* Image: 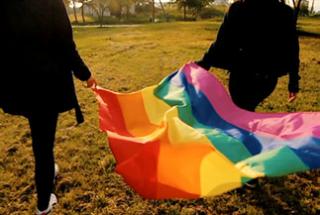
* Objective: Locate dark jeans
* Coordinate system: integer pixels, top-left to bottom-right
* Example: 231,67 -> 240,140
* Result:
229,72 -> 278,111
27,112 -> 58,210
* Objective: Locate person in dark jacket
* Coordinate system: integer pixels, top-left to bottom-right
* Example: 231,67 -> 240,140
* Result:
1,0 -> 96,213
196,0 -> 300,111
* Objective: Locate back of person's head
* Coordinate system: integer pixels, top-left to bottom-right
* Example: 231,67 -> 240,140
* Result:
238,0 -> 284,10
241,0 -> 281,4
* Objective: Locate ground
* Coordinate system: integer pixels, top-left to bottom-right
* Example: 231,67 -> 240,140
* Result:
0,18 -> 319,214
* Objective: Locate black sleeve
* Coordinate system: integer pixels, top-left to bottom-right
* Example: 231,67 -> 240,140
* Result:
52,0 -> 91,81
197,4 -> 235,70
287,9 -> 300,93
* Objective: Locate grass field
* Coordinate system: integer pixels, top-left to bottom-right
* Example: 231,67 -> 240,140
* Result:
0,18 -> 320,214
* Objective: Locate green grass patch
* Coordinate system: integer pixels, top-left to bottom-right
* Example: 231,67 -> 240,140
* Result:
1,19 -> 320,214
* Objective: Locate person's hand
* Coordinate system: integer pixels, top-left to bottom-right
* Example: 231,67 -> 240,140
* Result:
288,92 -> 297,103
86,76 -> 97,88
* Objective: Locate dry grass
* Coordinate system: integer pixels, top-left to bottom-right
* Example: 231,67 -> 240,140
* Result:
0,18 -> 320,214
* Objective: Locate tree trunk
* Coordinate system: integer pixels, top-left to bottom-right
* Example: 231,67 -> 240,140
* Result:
127,6 -> 129,20
98,15 -> 102,27
152,0 -> 155,22
293,0 -> 302,25
119,9 -> 122,21
310,0 -> 315,14
183,5 -> 186,20
159,0 -> 168,22
81,5 -> 86,23
99,8 -> 105,27
101,9 -> 105,27
72,0 -> 78,24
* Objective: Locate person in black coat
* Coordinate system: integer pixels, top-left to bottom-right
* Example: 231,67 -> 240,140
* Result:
197,0 -> 300,111
1,0 -> 96,213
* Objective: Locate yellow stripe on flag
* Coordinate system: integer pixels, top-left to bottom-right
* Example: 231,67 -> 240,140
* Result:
141,86 -> 174,126
200,152 -> 242,197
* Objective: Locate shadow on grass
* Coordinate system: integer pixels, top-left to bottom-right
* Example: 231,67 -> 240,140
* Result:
237,172 -> 319,215
298,29 -> 320,39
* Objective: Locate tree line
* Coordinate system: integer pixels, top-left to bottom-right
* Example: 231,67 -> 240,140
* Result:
65,0 -> 317,26
66,0 -> 157,25
65,0 -> 220,25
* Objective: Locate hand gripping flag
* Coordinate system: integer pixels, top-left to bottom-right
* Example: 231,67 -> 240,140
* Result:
94,63 -> 320,199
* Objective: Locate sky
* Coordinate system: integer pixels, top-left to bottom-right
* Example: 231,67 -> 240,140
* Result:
309,0 -> 320,12
287,0 -> 320,12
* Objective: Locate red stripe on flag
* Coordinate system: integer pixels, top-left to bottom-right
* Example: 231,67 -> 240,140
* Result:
112,137 -> 160,199
95,88 -> 132,136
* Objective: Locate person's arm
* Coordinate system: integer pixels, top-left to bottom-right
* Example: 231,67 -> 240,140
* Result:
52,0 -> 93,82
196,4 -> 236,70
287,7 -> 300,102
288,28 -> 300,93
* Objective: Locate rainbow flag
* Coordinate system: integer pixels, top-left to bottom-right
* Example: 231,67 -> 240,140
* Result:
94,63 -> 320,199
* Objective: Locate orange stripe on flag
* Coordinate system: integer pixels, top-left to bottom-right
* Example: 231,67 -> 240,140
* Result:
117,92 -> 158,137
156,136 -> 212,199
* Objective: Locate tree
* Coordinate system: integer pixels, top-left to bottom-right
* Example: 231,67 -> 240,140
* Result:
152,0 -> 155,22
176,0 -> 188,20
159,0 -> 170,22
66,0 -> 90,24
190,0 -> 215,18
310,0 -> 315,15
121,0 -> 135,20
126,0 -> 136,19
291,0 -> 303,24
284,0 -> 320,38
88,0 -> 111,27
282,0 -> 309,23
175,0 -> 215,20
299,0 -> 310,16
78,0 -> 93,23
134,0 -> 158,22
71,0 -> 79,24
108,0 -> 136,21
135,0 -> 154,21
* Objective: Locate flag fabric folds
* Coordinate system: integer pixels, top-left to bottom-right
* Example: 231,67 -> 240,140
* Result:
94,63 -> 320,199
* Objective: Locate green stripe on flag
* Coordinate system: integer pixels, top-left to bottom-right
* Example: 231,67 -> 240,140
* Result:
237,146 -> 310,177
154,74 -> 252,163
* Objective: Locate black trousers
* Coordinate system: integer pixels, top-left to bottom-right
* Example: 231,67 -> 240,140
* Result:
228,72 -> 278,112
27,112 -> 58,210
